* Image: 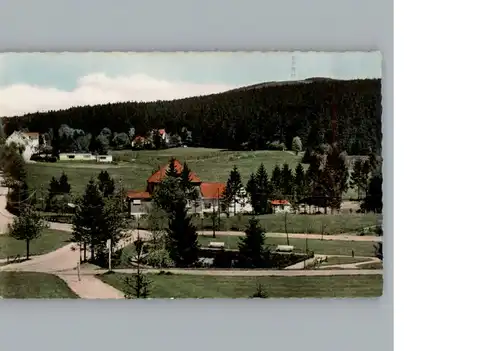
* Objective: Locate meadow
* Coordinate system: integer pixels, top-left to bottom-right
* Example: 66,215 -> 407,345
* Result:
98,272 -> 383,298
25,147 -> 360,199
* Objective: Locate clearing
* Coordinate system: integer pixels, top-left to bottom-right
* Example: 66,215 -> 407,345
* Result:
26,147 -> 360,199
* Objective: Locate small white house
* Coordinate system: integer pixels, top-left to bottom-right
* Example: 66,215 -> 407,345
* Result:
5,131 -> 40,161
199,183 -> 253,217
96,155 -> 113,163
270,200 -> 293,214
158,129 -> 170,144
59,153 -> 94,161
59,153 -> 113,163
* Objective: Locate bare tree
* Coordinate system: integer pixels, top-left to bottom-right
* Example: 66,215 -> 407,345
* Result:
123,238 -> 152,299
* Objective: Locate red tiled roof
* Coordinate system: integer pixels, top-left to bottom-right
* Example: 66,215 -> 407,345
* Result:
158,129 -> 166,135
126,190 -> 151,199
200,182 -> 226,199
270,199 -> 290,205
147,159 -> 201,183
133,136 -> 145,142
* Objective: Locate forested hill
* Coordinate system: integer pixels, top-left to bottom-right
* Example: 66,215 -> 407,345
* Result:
3,78 -> 382,155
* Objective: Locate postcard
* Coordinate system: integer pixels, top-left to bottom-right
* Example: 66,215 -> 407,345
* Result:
0,52 -> 383,299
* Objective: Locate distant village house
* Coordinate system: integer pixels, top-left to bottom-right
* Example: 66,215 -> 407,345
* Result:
5,131 -> 40,161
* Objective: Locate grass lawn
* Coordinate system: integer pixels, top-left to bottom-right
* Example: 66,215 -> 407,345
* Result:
98,272 -> 383,298
356,261 -> 384,269
193,213 -> 380,235
26,148 -> 359,199
318,257 -> 374,266
0,272 -> 78,298
197,234 -> 377,257
0,229 -> 72,259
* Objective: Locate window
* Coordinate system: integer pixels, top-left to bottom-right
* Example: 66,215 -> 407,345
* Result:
68,155 -> 75,159
206,203 -> 212,209
132,199 -> 141,205
280,205 -> 284,210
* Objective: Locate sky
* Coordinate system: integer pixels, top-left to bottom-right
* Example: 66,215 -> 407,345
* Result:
0,51 -> 382,118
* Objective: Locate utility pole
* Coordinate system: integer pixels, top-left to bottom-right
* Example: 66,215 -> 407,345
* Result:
217,188 -> 221,230
285,211 -> 289,246
77,259 -> 81,281
212,205 -> 216,239
107,239 -> 112,271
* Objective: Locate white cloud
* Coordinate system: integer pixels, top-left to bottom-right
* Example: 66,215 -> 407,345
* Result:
0,73 -> 237,117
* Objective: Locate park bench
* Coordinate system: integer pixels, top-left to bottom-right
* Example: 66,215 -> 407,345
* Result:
276,245 -> 294,252
208,242 -> 225,249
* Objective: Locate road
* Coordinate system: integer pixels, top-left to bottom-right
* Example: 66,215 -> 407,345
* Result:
56,267 -> 383,277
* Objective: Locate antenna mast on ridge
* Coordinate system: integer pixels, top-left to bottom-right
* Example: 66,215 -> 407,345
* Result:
291,55 -> 297,80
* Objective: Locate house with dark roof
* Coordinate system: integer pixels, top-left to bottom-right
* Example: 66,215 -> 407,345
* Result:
126,159 -> 252,218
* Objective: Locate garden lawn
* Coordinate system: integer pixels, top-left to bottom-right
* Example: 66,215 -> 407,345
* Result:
0,229 -> 72,259
318,257 -> 374,266
0,272 -> 78,298
98,273 -> 382,298
194,213 -> 380,235
197,235 -> 377,257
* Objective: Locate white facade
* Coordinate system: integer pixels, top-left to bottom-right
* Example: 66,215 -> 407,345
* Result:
59,153 -> 113,162
225,195 -> 254,215
5,131 -> 39,162
96,155 -> 113,163
199,195 -> 253,217
271,202 -> 293,214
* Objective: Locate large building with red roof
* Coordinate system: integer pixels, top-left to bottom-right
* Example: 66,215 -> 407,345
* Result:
126,159 -> 253,218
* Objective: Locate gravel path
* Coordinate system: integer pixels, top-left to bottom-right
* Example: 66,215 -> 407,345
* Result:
58,267 -> 383,277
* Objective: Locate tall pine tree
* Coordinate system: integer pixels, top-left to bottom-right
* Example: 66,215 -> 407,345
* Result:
180,161 -> 198,206
270,165 -> 282,198
166,158 -> 180,178
246,173 -> 259,215
350,159 -> 369,200
361,173 -> 383,213
166,198 -> 200,267
294,163 -> 307,201
280,163 -> 294,199
58,172 -> 71,194
238,217 -> 269,268
97,170 -> 115,198
222,166 -> 244,215
71,179 -> 105,261
255,163 -> 271,214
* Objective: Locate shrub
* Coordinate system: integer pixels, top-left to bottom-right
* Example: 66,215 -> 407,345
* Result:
266,141 -> 286,151
145,249 -> 175,268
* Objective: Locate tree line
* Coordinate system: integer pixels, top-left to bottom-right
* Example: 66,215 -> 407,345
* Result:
222,145 -> 383,215
3,79 -> 382,155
